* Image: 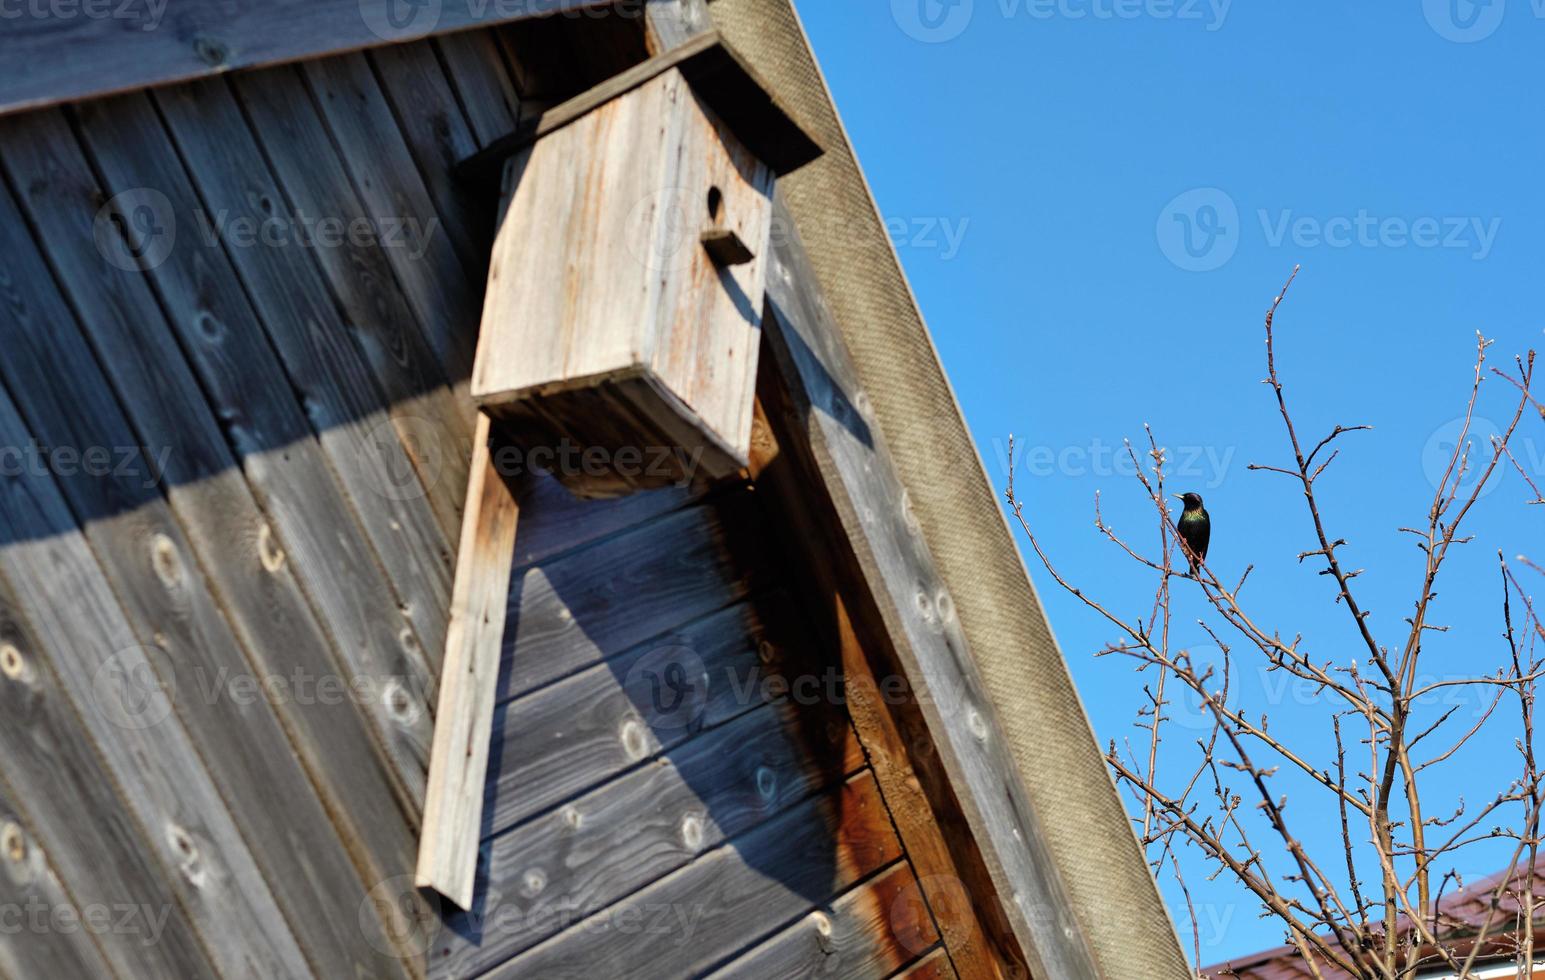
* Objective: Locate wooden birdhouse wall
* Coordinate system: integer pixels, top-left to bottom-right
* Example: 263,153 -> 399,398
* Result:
473,66 -> 775,497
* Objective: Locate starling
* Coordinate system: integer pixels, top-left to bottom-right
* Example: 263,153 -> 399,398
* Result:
1173,492 -> 1211,576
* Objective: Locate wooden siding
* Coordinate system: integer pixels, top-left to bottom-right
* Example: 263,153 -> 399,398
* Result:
0,20 -> 961,980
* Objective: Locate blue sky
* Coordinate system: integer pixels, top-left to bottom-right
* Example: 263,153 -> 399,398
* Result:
797,0 -> 1545,967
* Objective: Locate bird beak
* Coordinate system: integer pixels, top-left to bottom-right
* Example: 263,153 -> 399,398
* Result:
1171,494 -> 1184,500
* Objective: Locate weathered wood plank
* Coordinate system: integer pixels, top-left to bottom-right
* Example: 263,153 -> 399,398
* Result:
510,470 -> 699,569
366,40 -> 490,271
707,861 -> 937,980
0,167 -> 421,978
497,492 -> 767,700
643,0 -> 715,52
761,194 -> 1101,979
231,64 -> 476,542
484,770 -> 901,979
0,377 -> 310,977
0,107 -> 428,913
154,78 -> 456,661
434,30 -> 525,146
0,798 -> 118,980
419,414 -> 521,912
0,0 -> 609,119
748,398 -> 1014,980
435,696 -> 867,976
64,97 -> 439,809
0,561 -> 215,980
485,592 -> 800,834
301,52 -> 482,388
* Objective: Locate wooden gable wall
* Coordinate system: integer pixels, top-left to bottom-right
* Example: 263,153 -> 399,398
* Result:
0,16 -> 976,980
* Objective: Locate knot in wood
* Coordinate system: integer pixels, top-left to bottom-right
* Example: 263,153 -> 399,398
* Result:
520,869 -> 546,898
0,644 -> 27,683
150,533 -> 182,587
679,813 -> 703,851
1,822 -> 25,865
257,523 -> 286,573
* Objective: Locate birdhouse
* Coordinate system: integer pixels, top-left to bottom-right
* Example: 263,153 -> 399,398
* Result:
470,38 -> 821,498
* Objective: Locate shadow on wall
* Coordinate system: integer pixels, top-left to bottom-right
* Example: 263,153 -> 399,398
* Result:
426,463 -> 867,972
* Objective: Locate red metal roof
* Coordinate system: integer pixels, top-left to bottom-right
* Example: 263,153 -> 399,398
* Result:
1200,858 -> 1545,978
